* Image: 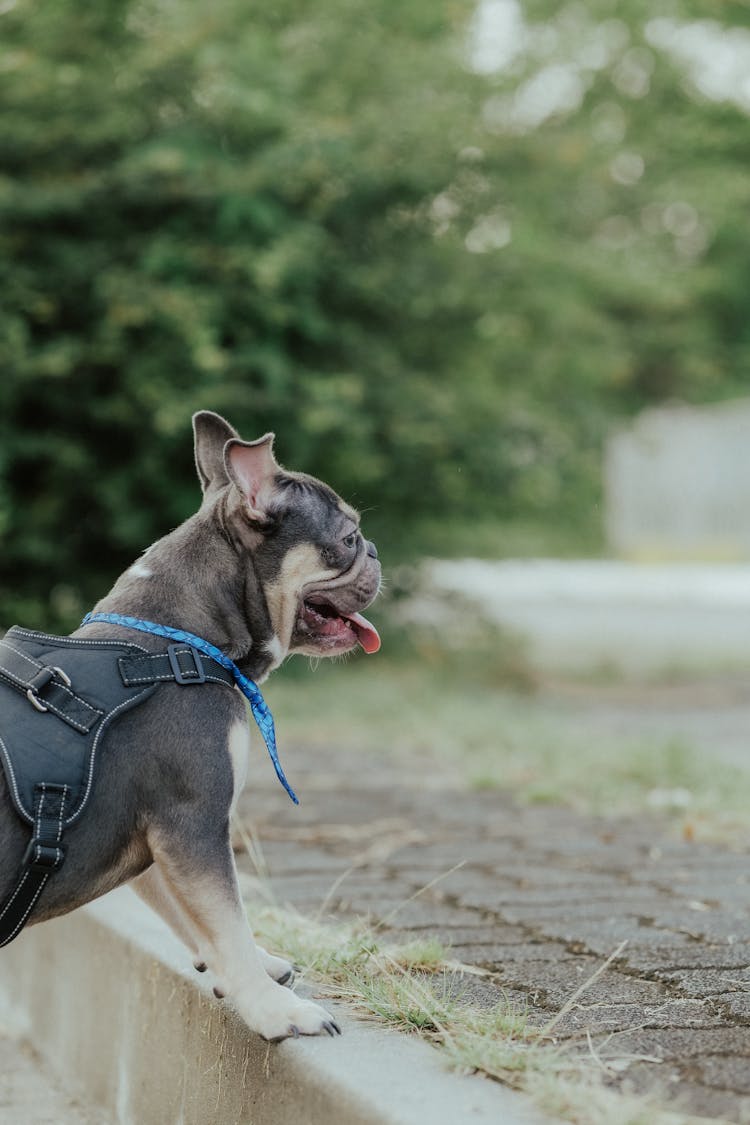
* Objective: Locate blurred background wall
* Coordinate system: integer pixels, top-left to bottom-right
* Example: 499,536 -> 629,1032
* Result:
606,400 -> 750,561
1,0 -> 749,630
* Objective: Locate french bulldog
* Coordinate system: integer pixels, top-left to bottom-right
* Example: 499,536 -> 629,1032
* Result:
0,411 -> 381,1040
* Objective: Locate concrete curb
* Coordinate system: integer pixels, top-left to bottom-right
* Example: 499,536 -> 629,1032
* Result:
0,888 -> 550,1125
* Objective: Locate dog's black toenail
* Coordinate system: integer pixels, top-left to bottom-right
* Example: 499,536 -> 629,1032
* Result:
332,1020 -> 341,1035
278,969 -> 294,986
323,1022 -> 335,1037
213,986 -> 225,999
194,961 -> 207,973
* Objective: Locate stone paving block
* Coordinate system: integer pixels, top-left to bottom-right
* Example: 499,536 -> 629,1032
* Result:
491,902 -> 673,930
464,863 -> 624,888
624,943 -> 750,973
698,1055 -> 750,1095
256,841 -> 356,875
458,886 -> 666,913
335,898 -> 484,929
249,792 -> 395,829
550,920 -> 696,955
323,871 -> 416,895
553,998 -> 723,1036
263,895 -> 329,911
647,852 -> 750,873
553,1003 -> 665,1035
642,998 -> 727,1028
608,1025 -> 750,1061
448,944 -> 537,966
383,843 -> 518,871
410,792 -> 515,827
262,872 -> 360,903
329,896 -> 409,921
660,968 -> 750,997
642,908 -> 749,943
643,877 -> 750,908
494,804 -> 620,833
394,839 -> 533,866
415,924 -> 531,947
538,886 -> 670,907
402,869 -> 520,899
719,992 -> 750,1021
492,960 -> 668,1008
627,865 -> 692,885
433,971 -> 536,1015
473,940 -> 576,964
520,836 -> 633,860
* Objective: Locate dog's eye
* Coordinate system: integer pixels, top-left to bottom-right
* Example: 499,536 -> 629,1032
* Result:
342,533 -> 357,549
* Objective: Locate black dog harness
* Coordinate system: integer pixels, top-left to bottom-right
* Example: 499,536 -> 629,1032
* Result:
0,625 -> 235,948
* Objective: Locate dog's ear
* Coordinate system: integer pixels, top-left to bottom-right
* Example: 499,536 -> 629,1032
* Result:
193,411 -> 240,496
224,434 -> 279,523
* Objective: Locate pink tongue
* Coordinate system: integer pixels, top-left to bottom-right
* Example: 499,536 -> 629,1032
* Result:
344,611 -> 381,654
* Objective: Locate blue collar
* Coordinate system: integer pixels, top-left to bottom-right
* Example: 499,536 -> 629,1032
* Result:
81,612 -> 298,805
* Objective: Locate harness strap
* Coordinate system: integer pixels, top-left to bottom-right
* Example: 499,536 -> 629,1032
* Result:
0,782 -> 69,948
118,645 -> 235,689
0,638 -> 102,733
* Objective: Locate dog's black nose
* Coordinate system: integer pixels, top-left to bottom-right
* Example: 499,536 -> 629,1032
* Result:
366,540 -> 378,560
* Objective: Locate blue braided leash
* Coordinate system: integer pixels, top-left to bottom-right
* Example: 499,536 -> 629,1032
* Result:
80,611 -> 299,805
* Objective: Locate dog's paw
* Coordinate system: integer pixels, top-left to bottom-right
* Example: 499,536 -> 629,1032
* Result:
256,944 -> 296,987
238,983 -> 341,1041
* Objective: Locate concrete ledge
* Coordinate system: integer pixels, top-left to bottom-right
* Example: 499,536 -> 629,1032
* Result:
0,888 -> 548,1125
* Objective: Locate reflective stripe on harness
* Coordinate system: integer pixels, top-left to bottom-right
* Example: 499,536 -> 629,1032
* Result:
0,782 -> 69,948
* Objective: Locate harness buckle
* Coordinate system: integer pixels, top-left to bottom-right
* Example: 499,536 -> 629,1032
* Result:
25,665 -> 73,713
167,644 -> 207,685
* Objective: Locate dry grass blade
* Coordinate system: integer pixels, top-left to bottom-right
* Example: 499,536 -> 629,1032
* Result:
374,860 -> 466,930
537,939 -> 629,1038
231,814 -> 270,884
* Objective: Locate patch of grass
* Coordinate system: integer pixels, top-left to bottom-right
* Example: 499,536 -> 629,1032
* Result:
249,902 -> 707,1125
466,724 -> 750,835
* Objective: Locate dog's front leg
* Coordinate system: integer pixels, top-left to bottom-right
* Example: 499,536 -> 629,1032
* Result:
131,865 -> 294,985
146,826 -> 340,1041
131,864 -> 201,960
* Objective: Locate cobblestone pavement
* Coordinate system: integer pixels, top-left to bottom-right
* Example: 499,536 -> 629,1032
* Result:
236,746 -> 750,1124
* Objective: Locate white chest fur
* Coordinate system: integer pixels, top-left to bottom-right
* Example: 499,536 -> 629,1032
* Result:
227,716 -> 251,813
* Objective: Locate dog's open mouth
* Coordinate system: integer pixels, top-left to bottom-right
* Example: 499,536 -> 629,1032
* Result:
298,596 -> 381,654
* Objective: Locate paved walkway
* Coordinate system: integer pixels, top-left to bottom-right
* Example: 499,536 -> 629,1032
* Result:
236,741 -> 750,1124
0,1036 -> 109,1124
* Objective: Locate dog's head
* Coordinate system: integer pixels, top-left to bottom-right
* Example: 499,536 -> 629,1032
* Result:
193,411 -> 381,661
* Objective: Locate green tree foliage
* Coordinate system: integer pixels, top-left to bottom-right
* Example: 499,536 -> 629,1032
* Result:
1,0 -> 749,628
0,0 -> 491,626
